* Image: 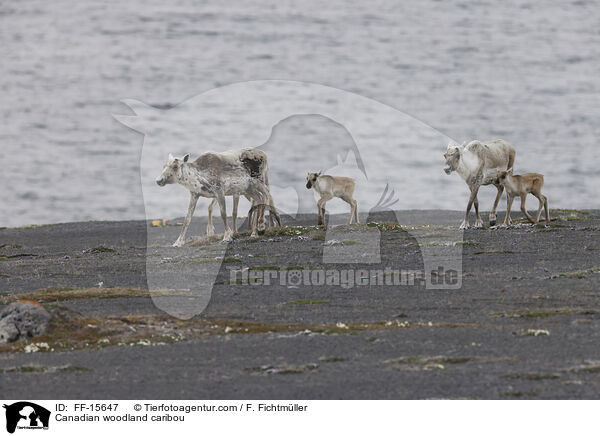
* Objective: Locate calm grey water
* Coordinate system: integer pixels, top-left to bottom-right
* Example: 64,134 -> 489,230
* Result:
2,0 -> 599,227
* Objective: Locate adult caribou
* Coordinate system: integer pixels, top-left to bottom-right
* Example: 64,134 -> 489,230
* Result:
444,139 -> 516,229
204,148 -> 280,236
156,149 -> 277,245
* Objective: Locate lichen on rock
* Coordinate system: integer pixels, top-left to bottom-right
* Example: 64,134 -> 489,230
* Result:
0,301 -> 51,343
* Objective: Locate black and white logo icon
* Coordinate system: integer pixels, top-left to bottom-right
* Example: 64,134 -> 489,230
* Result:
3,402 -> 50,434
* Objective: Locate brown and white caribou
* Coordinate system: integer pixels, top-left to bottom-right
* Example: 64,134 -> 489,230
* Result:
444,139 -> 516,229
156,149 -> 277,245
203,148 -> 280,236
306,171 -> 358,225
497,168 -> 550,226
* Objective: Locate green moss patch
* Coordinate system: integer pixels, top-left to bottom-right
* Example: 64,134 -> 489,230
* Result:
1,287 -> 152,304
0,307 -> 484,354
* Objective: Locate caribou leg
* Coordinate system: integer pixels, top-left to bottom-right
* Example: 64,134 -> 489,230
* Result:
243,195 -> 256,236
232,195 -> 239,233
340,194 -> 356,225
473,196 -> 484,228
317,194 -> 332,226
533,193 -> 545,224
206,199 -> 216,236
256,201 -> 266,235
520,195 -> 536,224
254,188 -> 267,235
460,185 -> 480,229
489,183 -> 504,226
247,200 -> 254,232
267,193 -> 281,227
505,192 -> 513,225
501,193 -> 514,226
267,196 -> 274,227
174,192 -> 199,247
216,191 -> 233,242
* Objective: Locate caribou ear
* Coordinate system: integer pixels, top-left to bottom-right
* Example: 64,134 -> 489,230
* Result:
507,167 -> 513,174
183,154 -> 190,162
168,153 -> 175,162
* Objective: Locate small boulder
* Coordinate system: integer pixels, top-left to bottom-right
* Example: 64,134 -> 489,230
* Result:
0,301 -> 51,344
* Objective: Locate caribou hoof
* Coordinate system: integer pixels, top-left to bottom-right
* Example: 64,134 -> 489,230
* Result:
222,230 -> 233,243
172,238 -> 185,247
258,229 -> 265,235
206,225 -> 215,236
489,219 -> 496,227
474,219 -> 484,228
459,220 -> 469,230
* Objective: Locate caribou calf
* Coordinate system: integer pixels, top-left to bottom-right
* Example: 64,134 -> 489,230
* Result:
306,172 -> 358,225
497,169 -> 549,226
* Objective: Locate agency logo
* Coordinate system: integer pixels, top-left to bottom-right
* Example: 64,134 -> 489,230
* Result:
3,402 -> 50,434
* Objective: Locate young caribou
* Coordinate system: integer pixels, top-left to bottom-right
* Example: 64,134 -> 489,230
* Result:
497,169 -> 549,226
156,153 -> 270,245
306,172 -> 358,225
444,139 -> 516,229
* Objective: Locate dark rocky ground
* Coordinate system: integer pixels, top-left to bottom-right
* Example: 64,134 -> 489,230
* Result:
1,209 -> 599,399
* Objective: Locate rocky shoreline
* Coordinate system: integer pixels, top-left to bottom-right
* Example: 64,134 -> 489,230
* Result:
1,209 -> 599,399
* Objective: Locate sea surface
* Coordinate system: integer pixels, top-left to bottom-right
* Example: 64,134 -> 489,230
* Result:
1,0 -> 599,227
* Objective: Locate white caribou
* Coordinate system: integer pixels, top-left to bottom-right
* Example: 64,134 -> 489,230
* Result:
444,139 -> 516,229
156,151 -> 273,245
